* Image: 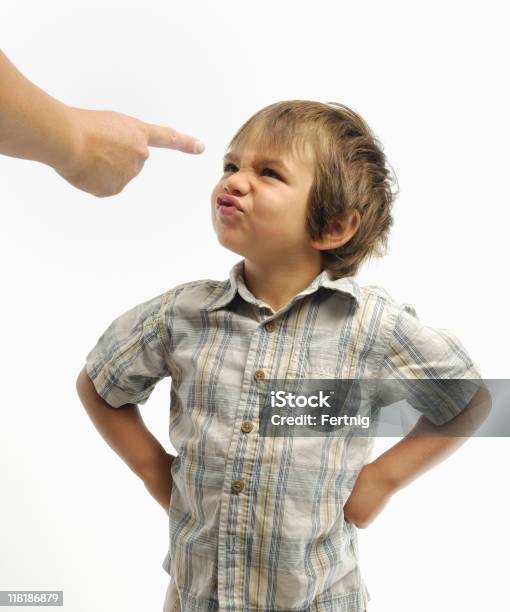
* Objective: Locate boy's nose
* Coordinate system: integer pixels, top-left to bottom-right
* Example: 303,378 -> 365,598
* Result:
224,169 -> 251,191
223,176 -> 246,195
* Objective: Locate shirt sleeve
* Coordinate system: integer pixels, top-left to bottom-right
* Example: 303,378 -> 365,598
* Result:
85,292 -> 171,408
376,303 -> 483,426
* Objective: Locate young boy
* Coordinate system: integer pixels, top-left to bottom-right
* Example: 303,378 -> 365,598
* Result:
76,100 -> 488,612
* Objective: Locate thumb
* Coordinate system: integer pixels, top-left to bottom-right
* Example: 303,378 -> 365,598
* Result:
144,123 -> 205,154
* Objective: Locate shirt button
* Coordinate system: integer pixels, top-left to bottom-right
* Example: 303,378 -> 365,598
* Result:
241,420 -> 254,433
231,479 -> 245,493
264,321 -> 276,332
254,369 -> 265,381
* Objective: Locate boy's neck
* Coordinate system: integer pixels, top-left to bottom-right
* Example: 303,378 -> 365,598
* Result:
242,257 -> 323,313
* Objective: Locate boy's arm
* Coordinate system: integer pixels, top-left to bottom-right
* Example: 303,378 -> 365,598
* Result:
372,383 -> 491,493
344,384 -> 491,528
344,303 -> 490,529
76,366 -> 174,513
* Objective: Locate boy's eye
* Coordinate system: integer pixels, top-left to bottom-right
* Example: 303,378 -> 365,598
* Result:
222,163 -> 282,180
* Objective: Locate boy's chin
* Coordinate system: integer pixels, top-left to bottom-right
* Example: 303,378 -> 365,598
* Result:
218,241 -> 246,258
214,233 -> 244,256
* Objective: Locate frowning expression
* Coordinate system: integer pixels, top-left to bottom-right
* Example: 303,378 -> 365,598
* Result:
210,144 -> 316,264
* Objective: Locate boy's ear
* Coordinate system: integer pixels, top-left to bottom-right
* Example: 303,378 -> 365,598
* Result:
310,208 -> 361,251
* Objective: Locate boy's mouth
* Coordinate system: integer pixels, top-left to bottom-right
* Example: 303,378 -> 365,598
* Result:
217,195 -> 244,212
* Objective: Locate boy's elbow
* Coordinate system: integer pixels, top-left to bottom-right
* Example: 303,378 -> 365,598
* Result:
478,383 -> 492,419
76,366 -> 92,399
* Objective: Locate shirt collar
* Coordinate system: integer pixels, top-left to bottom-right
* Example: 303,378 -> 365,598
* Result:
204,258 -> 361,312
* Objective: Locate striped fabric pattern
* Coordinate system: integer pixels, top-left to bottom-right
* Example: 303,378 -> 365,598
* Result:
85,258 -> 481,612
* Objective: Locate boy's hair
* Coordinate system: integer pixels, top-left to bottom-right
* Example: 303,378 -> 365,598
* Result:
225,100 -> 399,278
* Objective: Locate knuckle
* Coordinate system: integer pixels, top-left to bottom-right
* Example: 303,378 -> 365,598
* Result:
94,183 -> 123,197
97,188 -> 114,198
134,158 -> 146,174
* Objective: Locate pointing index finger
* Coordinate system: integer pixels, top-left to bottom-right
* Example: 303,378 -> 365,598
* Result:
144,123 -> 205,154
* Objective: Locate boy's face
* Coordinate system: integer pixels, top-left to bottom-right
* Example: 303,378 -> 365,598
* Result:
210,143 -> 318,266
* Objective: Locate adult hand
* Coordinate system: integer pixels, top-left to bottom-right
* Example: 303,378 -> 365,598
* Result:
0,50 -> 205,198
54,107 -> 204,197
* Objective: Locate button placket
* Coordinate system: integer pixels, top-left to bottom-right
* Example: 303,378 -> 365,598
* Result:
217,325 -> 269,610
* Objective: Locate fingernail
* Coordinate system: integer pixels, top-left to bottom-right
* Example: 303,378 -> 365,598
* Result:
194,140 -> 205,154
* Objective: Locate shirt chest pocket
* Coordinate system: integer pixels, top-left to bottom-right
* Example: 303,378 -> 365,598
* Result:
304,332 -> 372,379
304,341 -> 344,379
281,341 -> 342,380
279,351 -> 308,379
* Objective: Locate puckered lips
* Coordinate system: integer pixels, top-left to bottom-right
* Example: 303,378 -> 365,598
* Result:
216,194 -> 244,213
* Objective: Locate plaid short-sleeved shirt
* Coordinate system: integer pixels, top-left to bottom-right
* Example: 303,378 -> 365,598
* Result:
85,258 -> 481,612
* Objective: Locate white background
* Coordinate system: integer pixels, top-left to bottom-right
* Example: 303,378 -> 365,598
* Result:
0,1 -> 508,611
